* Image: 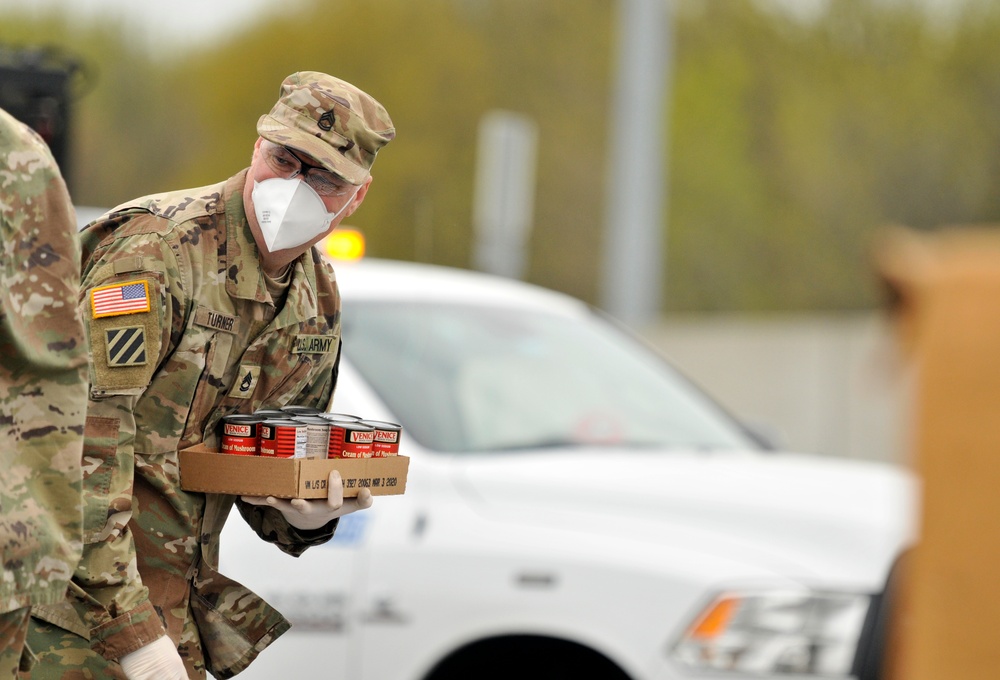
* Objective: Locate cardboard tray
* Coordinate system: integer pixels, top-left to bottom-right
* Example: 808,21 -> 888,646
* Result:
179,444 -> 409,499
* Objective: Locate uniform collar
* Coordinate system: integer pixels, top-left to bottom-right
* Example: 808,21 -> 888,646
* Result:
224,169 -> 321,326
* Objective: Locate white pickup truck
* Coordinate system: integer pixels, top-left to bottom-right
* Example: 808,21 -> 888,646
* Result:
220,258 -> 916,680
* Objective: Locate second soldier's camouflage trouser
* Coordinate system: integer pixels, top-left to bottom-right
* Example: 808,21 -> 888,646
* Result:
21,617 -> 127,680
0,608 -> 30,679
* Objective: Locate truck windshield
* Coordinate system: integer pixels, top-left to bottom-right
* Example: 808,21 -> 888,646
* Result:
342,302 -> 759,454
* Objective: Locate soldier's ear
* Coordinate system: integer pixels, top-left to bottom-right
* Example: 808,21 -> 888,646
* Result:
345,176 -> 373,219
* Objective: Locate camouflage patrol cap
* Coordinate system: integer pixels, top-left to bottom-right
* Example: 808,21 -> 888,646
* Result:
257,71 -> 395,185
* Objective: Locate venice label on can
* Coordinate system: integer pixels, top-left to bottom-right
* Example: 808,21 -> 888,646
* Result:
358,420 -> 402,457
221,414 -> 263,456
326,420 -> 375,459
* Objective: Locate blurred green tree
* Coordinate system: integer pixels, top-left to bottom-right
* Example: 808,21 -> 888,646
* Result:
2,0 -> 999,313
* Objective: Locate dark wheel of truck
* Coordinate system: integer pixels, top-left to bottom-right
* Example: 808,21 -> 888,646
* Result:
853,549 -> 912,680
426,635 -> 632,680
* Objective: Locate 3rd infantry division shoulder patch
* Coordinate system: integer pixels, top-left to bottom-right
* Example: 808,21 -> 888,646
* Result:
105,326 -> 147,367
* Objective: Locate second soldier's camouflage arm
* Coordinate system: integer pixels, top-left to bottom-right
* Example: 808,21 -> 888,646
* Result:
71,393 -> 165,659
0,108 -> 88,613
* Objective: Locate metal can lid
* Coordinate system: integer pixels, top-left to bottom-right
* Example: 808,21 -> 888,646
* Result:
262,418 -> 303,426
292,415 -> 332,425
253,409 -> 287,418
327,419 -> 374,431
358,419 -> 401,431
223,414 -> 265,424
320,412 -> 361,421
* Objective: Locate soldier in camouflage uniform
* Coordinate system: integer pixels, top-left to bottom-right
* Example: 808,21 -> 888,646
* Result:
27,72 -> 394,679
0,108 -> 88,678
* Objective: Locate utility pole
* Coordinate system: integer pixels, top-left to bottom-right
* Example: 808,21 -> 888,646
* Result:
599,0 -> 671,328
472,110 -> 539,280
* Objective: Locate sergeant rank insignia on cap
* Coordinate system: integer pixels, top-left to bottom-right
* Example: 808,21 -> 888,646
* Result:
91,280 -> 151,318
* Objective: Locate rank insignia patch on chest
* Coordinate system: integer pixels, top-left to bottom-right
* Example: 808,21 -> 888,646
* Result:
105,326 -> 147,367
91,280 -> 150,318
228,364 -> 261,399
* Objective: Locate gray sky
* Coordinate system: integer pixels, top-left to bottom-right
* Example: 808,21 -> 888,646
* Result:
0,0 -> 972,55
1,0 -> 298,53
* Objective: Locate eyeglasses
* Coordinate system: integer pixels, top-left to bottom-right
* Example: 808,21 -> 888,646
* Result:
261,142 -> 352,197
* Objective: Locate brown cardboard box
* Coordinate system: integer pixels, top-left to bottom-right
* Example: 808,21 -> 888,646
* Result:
179,444 -> 409,499
877,227 -> 1000,680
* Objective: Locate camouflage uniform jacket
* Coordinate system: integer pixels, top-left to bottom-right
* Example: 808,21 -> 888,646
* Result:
33,169 -> 343,678
0,108 -> 88,613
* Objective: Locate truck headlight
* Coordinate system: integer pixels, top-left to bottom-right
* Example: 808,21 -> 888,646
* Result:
670,590 -> 870,676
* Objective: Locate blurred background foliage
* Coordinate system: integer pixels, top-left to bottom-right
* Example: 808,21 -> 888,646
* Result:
2,0 -> 999,312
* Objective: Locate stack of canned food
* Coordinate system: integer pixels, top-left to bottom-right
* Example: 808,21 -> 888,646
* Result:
220,406 -> 402,459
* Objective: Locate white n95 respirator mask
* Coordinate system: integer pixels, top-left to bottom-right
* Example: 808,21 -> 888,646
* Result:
252,177 -> 356,252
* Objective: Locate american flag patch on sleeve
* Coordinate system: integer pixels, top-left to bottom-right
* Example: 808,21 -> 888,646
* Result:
91,280 -> 151,318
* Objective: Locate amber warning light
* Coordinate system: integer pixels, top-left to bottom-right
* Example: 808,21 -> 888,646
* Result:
321,228 -> 365,261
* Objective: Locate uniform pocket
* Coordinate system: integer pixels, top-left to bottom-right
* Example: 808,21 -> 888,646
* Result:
263,354 -> 315,404
135,329 -> 217,455
80,416 -> 121,540
190,560 -> 290,679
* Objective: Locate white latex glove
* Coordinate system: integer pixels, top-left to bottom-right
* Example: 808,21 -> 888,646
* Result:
118,635 -> 187,680
241,470 -> 374,530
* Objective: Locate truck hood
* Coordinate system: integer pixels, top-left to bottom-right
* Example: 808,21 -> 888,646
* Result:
455,448 -> 918,584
